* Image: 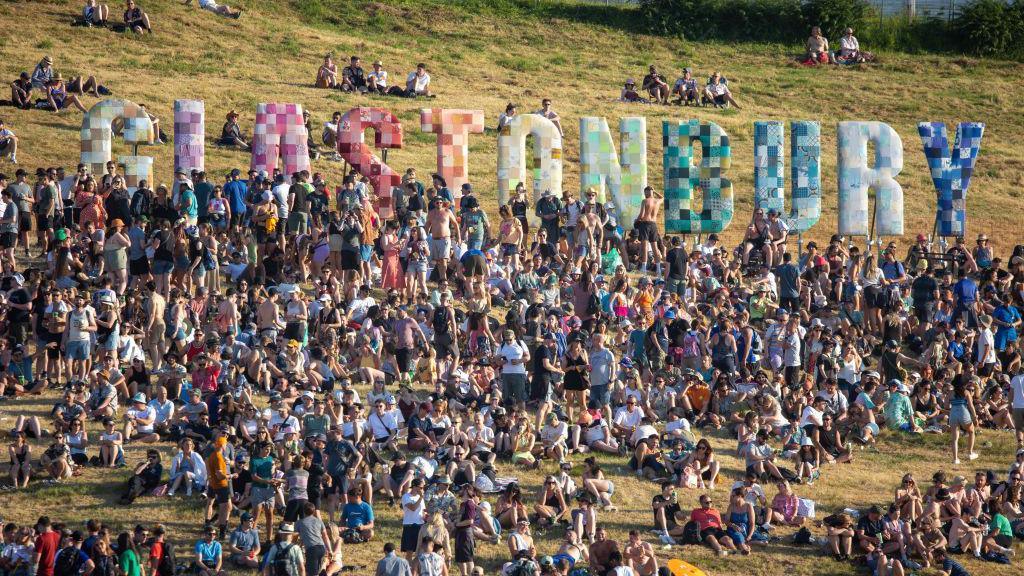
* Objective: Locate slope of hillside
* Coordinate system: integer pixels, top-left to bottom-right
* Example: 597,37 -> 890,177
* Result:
0,3 -> 1023,576
2,0 -> 1023,246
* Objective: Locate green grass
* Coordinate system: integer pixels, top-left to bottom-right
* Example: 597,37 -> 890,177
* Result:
1,1 -> 1024,574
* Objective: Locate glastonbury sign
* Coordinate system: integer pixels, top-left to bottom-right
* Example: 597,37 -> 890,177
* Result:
82,99 -> 984,239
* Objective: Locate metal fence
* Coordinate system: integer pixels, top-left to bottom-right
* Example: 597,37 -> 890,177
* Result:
561,0 -> 976,20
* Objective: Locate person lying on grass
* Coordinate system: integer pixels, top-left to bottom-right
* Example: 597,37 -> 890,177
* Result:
185,0 -> 242,19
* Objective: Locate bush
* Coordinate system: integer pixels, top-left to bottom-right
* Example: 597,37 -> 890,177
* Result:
952,0 -> 1017,56
639,0 -> 806,41
801,0 -> 871,40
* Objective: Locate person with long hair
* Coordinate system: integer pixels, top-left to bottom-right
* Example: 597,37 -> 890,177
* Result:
949,379 -> 980,465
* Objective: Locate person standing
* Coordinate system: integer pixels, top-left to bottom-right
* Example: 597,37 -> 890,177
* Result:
399,479 -> 426,563
296,502 -> 330,576
263,523 -> 304,576
634,186 -> 662,274
453,486 -> 478,576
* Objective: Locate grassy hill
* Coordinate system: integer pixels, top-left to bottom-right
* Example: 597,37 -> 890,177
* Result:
0,1 -> 1022,575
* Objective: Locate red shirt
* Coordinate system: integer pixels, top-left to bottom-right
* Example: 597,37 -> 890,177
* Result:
690,507 -> 723,531
34,530 -> 61,576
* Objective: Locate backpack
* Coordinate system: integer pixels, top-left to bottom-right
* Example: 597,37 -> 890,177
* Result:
681,331 -> 701,358
585,292 -> 601,317
793,526 -> 814,545
680,520 -> 702,545
54,547 -> 83,576
341,528 -> 365,545
202,244 -> 217,271
272,544 -> 294,576
749,330 -> 763,355
509,559 -> 537,576
156,542 -> 177,576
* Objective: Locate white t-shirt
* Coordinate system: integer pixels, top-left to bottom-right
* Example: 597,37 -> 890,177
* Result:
1010,374 -> 1024,409
731,481 -> 767,507
128,405 -> 156,434
368,70 -> 388,87
407,71 -> 430,92
613,406 -> 642,430
149,399 -> 175,425
401,492 -> 426,525
840,35 -> 860,55
499,342 -> 528,375
798,405 -> 824,428
272,183 -> 290,219
977,328 -> 997,364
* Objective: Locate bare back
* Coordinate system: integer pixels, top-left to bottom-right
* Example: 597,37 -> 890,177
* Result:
638,197 -> 660,222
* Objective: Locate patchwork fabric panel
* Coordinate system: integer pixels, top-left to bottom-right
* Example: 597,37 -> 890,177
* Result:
837,121 -> 904,237
662,119 -> 734,234
174,99 -> 205,174
753,121 -> 821,233
336,107 -> 404,219
918,122 -> 985,237
251,103 -> 311,177
420,109 -> 485,202
80,99 -> 155,176
497,113 -> 563,219
579,116 -> 648,227
119,155 -> 153,195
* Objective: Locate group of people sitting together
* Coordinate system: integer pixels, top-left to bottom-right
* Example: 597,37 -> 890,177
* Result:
7,55 -> 111,114
619,66 -> 740,109
315,55 -> 433,99
803,26 -> 875,66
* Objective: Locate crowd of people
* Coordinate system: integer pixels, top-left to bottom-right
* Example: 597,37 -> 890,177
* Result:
0,7 -> 1021,576
0,142 -> 1022,576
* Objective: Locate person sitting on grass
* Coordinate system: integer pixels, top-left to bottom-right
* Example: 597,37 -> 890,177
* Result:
691,493 -> 737,557
804,26 -> 831,65
123,0 -> 152,34
619,79 -> 645,103
642,65 -> 669,105
836,27 -> 873,64
316,54 -> 338,89
46,73 -> 88,114
218,110 -> 250,150
341,56 -> 367,93
367,60 -> 389,95
703,72 -> 740,109
185,0 -> 242,19
10,72 -> 33,110
406,63 -> 432,97
0,119 -> 18,165
82,0 -> 110,27
341,487 -> 375,541
671,67 -> 699,105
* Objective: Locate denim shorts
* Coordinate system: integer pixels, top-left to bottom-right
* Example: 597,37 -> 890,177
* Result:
950,404 -> 972,427
153,260 -> 173,275
66,340 -> 92,361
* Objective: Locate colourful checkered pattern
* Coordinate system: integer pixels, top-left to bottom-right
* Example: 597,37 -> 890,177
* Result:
420,109 -> 485,202
119,155 -> 153,195
918,122 -> 985,237
174,99 -> 205,174
250,103 -> 311,177
496,114 -> 563,216
837,121 -> 904,237
579,116 -> 647,227
336,107 -> 404,220
80,99 -> 155,176
662,120 -> 733,234
753,121 -> 821,233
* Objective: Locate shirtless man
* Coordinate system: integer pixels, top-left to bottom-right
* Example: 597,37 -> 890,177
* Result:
742,208 -> 770,268
634,186 -> 663,274
426,199 -> 460,283
257,288 -> 285,342
144,281 -> 167,371
575,203 -> 603,269
216,289 -> 240,337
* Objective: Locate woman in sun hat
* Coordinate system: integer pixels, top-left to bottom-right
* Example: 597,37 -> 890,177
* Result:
620,78 -> 643,103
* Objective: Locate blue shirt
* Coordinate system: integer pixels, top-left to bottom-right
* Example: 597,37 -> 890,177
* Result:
225,180 -> 248,214
952,278 -> 978,308
6,357 -> 32,382
993,304 -> 1020,350
180,189 -> 198,218
942,558 -> 970,576
342,501 -> 374,529
881,260 -> 904,281
194,540 -> 221,564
